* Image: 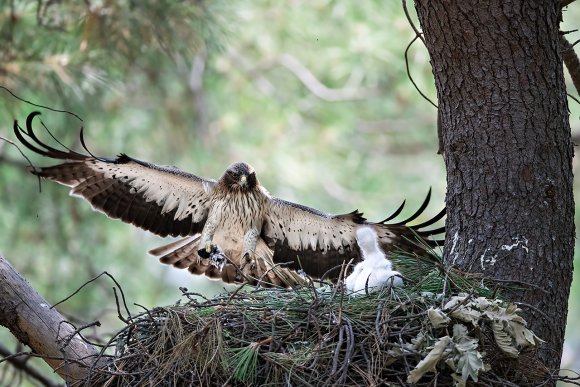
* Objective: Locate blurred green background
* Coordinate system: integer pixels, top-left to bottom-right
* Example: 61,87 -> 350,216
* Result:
0,1 -> 578,384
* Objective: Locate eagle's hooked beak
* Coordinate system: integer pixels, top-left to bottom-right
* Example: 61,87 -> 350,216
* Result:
239,174 -> 248,188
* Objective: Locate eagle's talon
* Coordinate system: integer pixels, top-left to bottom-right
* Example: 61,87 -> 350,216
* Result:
198,243 -> 218,258
197,242 -> 226,269
197,246 -> 211,259
207,245 -> 227,271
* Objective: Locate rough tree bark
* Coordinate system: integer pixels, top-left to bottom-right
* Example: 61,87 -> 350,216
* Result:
0,255 -> 100,385
414,0 -> 574,373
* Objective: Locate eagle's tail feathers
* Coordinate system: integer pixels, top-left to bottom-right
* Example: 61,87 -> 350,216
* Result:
149,236 -> 198,256
152,236 -> 201,270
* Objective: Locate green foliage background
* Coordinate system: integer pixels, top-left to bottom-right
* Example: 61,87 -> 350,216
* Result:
0,0 -> 578,383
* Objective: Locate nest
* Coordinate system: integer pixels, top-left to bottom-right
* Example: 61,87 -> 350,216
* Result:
80,251 -> 552,387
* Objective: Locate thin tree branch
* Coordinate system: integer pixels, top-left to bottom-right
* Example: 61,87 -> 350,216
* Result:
402,0 -> 426,45
0,154 -> 31,169
275,54 -> 382,101
568,93 -> 580,106
561,0 -> 577,7
404,35 -> 438,109
560,35 -> 580,96
0,343 -> 62,387
188,48 -> 209,134
233,49 -> 382,102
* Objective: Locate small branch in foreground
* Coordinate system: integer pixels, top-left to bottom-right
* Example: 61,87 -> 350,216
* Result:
0,343 -> 62,387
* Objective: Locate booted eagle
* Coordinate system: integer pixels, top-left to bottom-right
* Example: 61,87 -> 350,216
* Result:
14,112 -> 444,287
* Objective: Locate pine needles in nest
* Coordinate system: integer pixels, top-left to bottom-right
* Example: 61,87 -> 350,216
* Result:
84,250 -> 548,387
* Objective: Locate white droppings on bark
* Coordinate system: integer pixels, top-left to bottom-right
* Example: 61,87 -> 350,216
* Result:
450,231 -> 460,265
480,248 -> 492,270
480,248 -> 497,270
501,236 -> 529,253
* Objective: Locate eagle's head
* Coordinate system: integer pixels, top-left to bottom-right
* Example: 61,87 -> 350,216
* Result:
220,162 -> 258,192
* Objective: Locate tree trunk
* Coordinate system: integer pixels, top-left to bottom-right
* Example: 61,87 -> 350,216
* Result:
0,255 -> 101,385
414,0 -> 574,373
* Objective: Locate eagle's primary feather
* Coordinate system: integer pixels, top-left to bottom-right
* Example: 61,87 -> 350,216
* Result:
14,112 -> 444,287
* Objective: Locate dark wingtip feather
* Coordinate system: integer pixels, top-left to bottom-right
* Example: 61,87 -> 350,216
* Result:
379,199 -> 406,223
337,209 -> 366,223
116,153 -> 132,163
411,207 -> 446,230
392,188 -> 432,226
14,111 -> 86,161
377,188 -> 445,248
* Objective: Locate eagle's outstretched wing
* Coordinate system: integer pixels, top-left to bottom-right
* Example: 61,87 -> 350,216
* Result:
262,193 -> 445,279
14,112 -> 215,237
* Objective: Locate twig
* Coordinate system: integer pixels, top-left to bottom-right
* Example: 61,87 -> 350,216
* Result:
567,93 -> 580,105
0,343 -> 62,387
51,271 -> 132,324
0,136 -> 41,191
513,302 -> 553,324
0,154 -> 32,169
486,277 -> 550,294
561,0 -> 577,7
402,0 -> 426,45
560,35 -> 580,96
0,86 -> 83,121
188,49 -> 209,134
404,35 -> 437,109
57,320 -> 102,351
276,54 -> 382,101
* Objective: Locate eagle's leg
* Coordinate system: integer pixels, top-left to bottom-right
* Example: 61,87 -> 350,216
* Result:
242,228 -> 259,261
197,214 -> 219,258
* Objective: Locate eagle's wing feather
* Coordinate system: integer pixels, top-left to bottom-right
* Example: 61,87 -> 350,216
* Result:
264,198 -> 362,252
263,198 -> 364,278
263,195 -> 443,279
15,112 -> 215,238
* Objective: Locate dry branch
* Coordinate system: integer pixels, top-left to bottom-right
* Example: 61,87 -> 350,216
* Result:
0,255 -> 100,385
561,35 -> 580,96
0,343 -> 60,387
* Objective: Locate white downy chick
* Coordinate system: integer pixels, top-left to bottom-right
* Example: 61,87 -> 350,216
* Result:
345,226 -> 403,295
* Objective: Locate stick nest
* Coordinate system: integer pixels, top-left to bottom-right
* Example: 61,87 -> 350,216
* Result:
82,254 -> 550,386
